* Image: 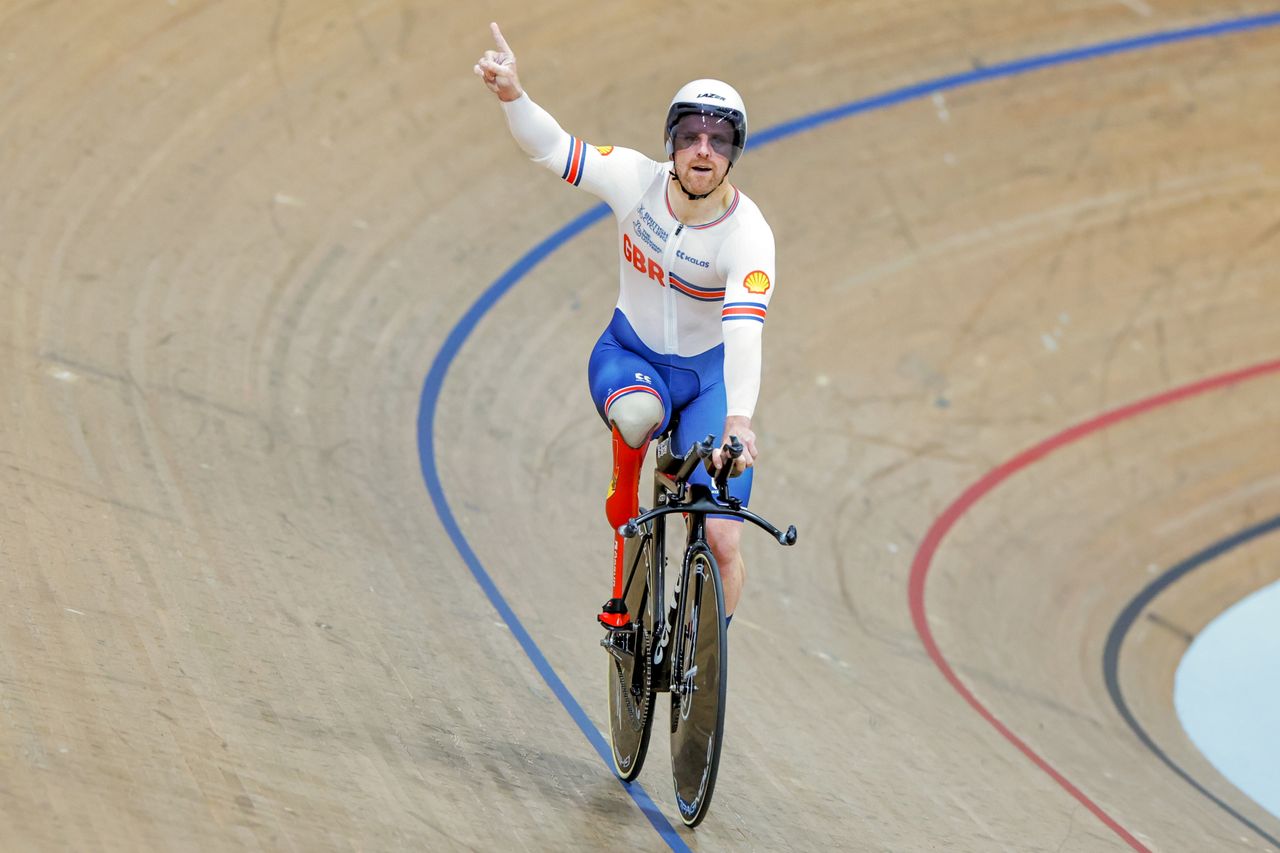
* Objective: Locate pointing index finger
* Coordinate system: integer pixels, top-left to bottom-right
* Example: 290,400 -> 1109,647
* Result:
490,22 -> 513,57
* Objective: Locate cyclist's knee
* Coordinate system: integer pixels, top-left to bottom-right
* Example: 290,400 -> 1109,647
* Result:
608,391 -> 663,448
706,519 -> 743,566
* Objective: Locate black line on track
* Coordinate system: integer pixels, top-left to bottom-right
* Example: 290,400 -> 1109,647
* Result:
1103,513 -> 1280,848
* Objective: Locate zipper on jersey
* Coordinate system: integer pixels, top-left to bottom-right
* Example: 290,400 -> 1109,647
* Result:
661,223 -> 685,354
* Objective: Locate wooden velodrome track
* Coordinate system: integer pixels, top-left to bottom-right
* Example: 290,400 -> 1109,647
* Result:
3,1 -> 1280,849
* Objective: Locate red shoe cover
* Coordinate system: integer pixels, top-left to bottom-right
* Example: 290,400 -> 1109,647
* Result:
599,611 -> 629,629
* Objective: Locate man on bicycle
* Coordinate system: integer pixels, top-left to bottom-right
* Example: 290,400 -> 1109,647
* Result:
474,23 -> 776,630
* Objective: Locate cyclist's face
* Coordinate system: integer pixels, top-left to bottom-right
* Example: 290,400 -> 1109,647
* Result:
670,114 -> 736,159
671,114 -> 733,193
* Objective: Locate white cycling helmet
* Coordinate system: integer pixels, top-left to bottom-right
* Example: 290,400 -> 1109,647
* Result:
663,79 -> 748,165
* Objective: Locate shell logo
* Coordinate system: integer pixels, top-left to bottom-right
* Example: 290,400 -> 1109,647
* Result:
596,145 -> 614,156
743,270 -> 771,295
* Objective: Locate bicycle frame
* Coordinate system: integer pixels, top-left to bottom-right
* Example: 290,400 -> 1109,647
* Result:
617,434 -> 798,687
604,430 -> 797,820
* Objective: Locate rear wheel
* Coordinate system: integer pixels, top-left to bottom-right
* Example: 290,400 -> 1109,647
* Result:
669,543 -> 727,827
606,524 -> 656,780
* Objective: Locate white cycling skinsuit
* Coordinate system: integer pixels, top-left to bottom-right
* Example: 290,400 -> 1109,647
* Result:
500,93 -> 776,421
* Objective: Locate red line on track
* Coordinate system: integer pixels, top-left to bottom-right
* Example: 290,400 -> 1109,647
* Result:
907,357 -> 1280,852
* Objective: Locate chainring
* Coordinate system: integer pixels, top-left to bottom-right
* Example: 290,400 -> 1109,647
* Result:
610,621 -> 652,732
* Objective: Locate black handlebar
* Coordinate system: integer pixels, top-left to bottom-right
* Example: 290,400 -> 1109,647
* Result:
706,435 -> 744,490
619,436 -> 798,549
619,500 -> 797,547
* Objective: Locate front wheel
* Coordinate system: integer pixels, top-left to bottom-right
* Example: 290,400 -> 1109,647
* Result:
669,543 -> 727,827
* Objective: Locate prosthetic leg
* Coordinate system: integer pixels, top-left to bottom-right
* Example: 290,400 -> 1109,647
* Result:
599,391 -> 663,628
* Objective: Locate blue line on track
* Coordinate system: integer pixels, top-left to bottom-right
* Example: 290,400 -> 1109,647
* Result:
1104,514 -> 1280,848
752,12 -> 1280,147
417,12 -> 1280,848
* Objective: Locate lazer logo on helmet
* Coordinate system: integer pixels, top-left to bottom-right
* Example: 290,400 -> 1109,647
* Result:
697,92 -> 727,100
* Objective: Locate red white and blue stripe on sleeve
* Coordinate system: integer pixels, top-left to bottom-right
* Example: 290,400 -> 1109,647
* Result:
721,302 -> 767,324
561,136 -> 588,186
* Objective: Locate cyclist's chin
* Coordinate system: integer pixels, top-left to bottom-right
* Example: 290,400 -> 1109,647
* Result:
681,167 -> 722,193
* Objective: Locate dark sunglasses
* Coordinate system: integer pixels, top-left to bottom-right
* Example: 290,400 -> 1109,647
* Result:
670,116 -> 736,157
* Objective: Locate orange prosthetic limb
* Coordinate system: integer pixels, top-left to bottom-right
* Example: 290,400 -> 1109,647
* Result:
600,425 -> 651,628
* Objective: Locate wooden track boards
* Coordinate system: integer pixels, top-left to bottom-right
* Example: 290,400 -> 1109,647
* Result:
3,1 -> 1279,849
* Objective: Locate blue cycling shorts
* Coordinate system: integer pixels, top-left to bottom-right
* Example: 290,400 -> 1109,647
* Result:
588,309 -> 752,511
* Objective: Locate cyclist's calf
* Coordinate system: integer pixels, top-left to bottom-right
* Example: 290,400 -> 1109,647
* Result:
707,518 -> 745,615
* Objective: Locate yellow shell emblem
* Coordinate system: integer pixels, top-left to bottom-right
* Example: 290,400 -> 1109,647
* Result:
743,270 -> 771,295
596,145 -> 615,156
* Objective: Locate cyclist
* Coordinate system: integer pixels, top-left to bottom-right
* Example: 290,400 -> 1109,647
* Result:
474,22 -> 776,630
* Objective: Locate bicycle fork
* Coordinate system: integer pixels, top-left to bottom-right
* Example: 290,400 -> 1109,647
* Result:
670,549 -> 710,724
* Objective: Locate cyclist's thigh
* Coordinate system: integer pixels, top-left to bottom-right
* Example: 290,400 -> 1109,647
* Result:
588,331 -> 672,435
673,377 -> 753,511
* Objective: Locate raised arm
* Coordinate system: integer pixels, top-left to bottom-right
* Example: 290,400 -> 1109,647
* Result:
473,22 -> 523,102
473,23 -> 658,209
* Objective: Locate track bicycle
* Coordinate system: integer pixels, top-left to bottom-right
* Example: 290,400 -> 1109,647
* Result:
601,427 -> 797,827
